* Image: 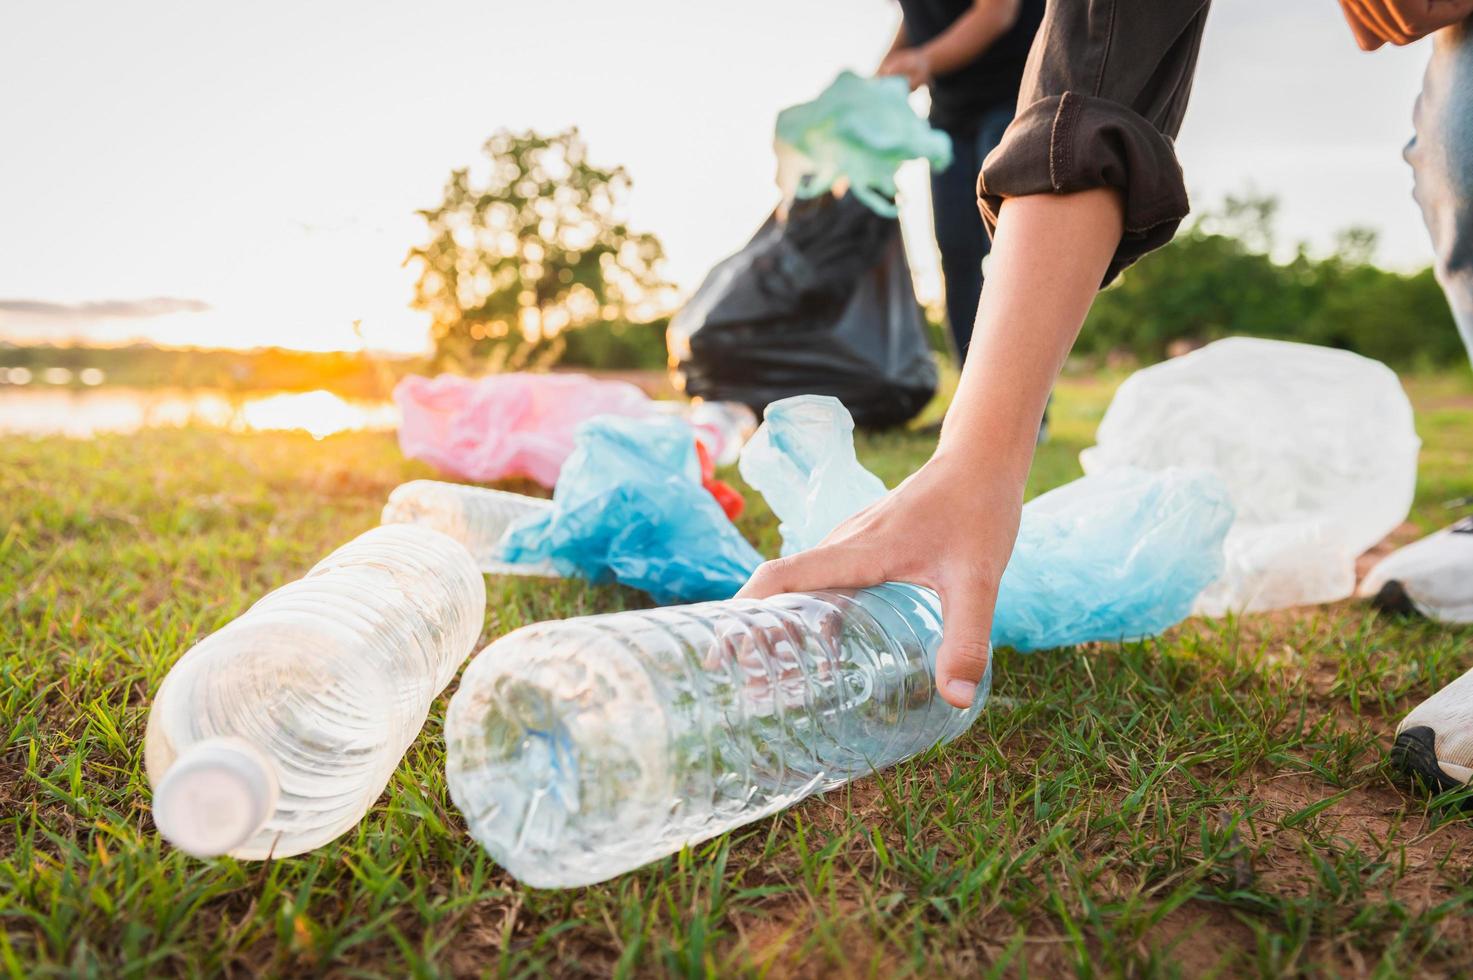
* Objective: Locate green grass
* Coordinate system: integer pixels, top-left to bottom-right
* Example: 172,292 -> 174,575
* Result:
3,372 -> 1473,977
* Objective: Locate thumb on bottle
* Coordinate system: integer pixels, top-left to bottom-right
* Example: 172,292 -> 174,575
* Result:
736,544 -> 883,600
935,577 -> 996,709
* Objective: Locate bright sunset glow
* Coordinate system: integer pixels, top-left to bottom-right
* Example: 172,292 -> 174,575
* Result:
236,390 -> 398,440
0,1 -> 1438,355
0,386 -> 397,439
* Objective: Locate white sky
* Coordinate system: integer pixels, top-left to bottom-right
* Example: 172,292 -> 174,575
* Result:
0,0 -> 1438,354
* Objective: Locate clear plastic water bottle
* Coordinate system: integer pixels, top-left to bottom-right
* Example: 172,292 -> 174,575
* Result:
146,524 -> 486,859
445,582 -> 987,888
381,479 -> 558,577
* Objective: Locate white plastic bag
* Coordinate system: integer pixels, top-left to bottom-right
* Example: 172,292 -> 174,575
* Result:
1080,338 -> 1421,615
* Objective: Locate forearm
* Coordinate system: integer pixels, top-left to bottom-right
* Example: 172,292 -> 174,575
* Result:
883,21 -> 909,61
937,189 -> 1124,484
922,0 -> 1021,75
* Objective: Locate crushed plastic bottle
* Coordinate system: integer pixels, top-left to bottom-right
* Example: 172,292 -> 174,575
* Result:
146,524 -> 486,859
738,394 -> 886,555
382,480 -> 559,577
445,582 -> 987,888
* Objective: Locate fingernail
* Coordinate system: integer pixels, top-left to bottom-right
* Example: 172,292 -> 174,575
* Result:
944,679 -> 977,705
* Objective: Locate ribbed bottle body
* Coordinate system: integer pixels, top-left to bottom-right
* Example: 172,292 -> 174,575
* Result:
146,524 -> 485,858
446,582 -> 986,887
381,480 -> 557,576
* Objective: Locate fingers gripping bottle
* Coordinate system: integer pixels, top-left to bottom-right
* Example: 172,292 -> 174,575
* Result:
146,524 -> 486,859
445,582 -> 988,888
381,479 -> 558,577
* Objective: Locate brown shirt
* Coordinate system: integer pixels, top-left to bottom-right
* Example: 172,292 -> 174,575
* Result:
977,0 -> 1473,287
977,1 -> 1212,285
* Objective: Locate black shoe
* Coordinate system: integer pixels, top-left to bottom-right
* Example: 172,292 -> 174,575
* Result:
1360,516 -> 1473,624
1393,666 -> 1473,794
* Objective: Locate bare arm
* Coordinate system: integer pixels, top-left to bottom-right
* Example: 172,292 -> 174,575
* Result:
926,0 -> 1023,74
938,190 -> 1121,473
820,0 -> 1208,707
879,0 -> 1021,89
739,188 -> 1124,708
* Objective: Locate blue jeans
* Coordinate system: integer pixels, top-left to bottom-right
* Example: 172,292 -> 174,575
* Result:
1407,19 -> 1473,365
930,106 -> 1015,361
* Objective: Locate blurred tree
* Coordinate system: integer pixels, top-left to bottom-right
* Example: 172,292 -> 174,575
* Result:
407,128 -> 672,370
1079,192 -> 1462,368
558,317 -> 669,371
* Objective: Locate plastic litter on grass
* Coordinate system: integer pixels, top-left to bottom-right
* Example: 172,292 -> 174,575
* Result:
740,394 -> 1234,650
1081,337 -> 1420,615
394,372 -> 653,487
738,394 -> 886,555
500,415 -> 763,604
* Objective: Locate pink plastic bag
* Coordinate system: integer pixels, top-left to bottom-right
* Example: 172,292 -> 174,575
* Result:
394,373 -> 653,487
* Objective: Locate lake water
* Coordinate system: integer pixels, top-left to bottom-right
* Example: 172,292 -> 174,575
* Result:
0,386 -> 399,439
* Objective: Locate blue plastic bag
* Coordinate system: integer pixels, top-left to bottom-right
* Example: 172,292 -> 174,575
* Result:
739,395 -> 1234,651
991,467 -> 1234,650
775,71 -> 952,217
500,415 -> 762,604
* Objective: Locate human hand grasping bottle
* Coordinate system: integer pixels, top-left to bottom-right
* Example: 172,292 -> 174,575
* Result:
740,190 -> 1125,708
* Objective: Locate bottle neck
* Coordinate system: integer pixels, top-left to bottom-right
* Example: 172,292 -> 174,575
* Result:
152,737 -> 279,858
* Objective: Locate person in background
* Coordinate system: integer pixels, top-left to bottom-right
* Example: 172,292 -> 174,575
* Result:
744,0 -> 1473,797
1341,0 -> 1473,793
877,0 -> 1044,365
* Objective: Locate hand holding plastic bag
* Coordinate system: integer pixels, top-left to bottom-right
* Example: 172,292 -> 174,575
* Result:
775,71 -> 952,216
500,416 -> 762,604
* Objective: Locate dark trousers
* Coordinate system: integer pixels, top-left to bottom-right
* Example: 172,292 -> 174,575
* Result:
930,106 -> 1015,362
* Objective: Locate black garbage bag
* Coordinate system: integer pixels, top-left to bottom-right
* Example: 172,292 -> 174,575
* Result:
668,192 -> 937,428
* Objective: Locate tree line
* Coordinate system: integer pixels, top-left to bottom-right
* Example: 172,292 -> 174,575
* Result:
1077,194 -> 1462,369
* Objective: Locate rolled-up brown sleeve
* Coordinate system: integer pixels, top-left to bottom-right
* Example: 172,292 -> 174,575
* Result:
978,0 -> 1211,285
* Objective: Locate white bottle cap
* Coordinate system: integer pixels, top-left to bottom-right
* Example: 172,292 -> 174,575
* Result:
152,737 -> 279,858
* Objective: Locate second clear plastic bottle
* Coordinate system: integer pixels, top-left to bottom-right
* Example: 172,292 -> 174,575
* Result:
381,479 -> 558,577
146,523 -> 486,859
445,582 -> 987,888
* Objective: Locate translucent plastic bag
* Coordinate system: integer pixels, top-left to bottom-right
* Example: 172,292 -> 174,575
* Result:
991,468 -> 1234,650
1080,338 -> 1421,615
500,415 -> 762,604
738,396 -> 1233,650
394,372 -> 652,487
774,70 -> 952,217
